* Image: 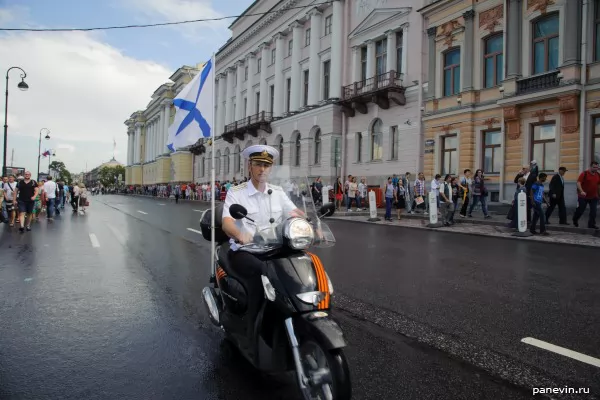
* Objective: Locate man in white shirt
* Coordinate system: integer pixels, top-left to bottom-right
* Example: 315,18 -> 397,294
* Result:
71,183 -> 81,212
3,175 -> 17,226
43,176 -> 57,220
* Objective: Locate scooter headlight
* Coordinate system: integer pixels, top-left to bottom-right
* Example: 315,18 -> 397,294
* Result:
284,218 -> 314,250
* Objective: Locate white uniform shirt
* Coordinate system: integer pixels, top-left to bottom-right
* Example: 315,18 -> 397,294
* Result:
3,182 -> 16,201
43,181 -> 57,199
222,181 -> 297,251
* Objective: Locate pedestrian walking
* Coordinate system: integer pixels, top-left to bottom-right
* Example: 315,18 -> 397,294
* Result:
384,177 -> 395,221
530,173 -> 549,235
15,171 -> 39,233
2,175 -> 16,226
572,161 -> 600,229
545,167 -> 568,225
43,176 -> 57,221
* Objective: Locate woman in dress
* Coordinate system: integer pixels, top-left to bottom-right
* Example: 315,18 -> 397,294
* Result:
395,179 -> 406,220
79,184 -> 88,213
33,181 -> 44,222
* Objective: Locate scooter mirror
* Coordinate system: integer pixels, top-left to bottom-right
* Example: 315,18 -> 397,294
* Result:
229,204 -> 248,220
319,203 -> 335,218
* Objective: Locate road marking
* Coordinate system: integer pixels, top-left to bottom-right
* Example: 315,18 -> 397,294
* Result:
107,224 -> 127,246
89,233 -> 101,248
193,209 -> 206,212
158,203 -> 165,206
137,210 -> 148,215
521,337 -> 600,368
187,228 -> 203,234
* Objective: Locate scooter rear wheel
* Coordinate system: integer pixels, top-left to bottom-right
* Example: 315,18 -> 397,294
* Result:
299,339 -> 351,400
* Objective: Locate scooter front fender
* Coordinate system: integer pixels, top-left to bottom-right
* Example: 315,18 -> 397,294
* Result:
294,312 -> 348,350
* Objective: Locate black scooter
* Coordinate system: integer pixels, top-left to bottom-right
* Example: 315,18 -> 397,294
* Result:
200,202 -> 351,400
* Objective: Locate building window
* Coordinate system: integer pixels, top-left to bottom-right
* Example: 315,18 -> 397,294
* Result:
443,48 -> 461,96
286,78 -> 291,112
356,133 -> 363,162
303,70 -> 310,106
255,92 -> 260,114
305,28 -> 311,46
314,129 -> 321,164
259,138 -> 267,145
257,57 -> 262,73
370,119 -> 383,161
323,60 -> 330,100
201,157 -> 205,177
441,135 -> 458,175
224,150 -> 230,174
295,134 -> 301,166
390,126 -> 398,160
483,129 -> 502,174
531,123 -> 557,171
484,34 -> 503,88
243,97 -> 247,118
324,16 -> 332,35
593,117 -> 600,163
361,47 -> 368,81
271,48 -> 276,65
233,102 -> 236,120
234,145 -> 241,173
375,38 -> 387,77
269,85 -> 275,114
288,40 -> 293,56
244,66 -> 248,81
216,151 -> 221,175
533,13 -> 559,74
278,137 -> 284,166
396,31 -> 403,74
595,1 -> 600,61
234,73 -> 237,87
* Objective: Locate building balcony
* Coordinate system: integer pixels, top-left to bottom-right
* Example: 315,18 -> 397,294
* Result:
516,71 -> 560,96
221,111 -> 274,143
338,71 -> 406,117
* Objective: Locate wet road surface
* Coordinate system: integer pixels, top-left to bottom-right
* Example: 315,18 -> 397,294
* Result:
0,194 -> 597,399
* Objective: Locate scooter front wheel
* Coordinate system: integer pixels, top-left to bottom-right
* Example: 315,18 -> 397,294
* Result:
299,339 -> 351,400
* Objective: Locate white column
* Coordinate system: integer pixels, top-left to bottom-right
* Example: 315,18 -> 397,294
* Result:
154,118 -> 160,160
162,100 -> 171,154
329,0 -> 344,99
273,32 -> 286,116
401,23 -> 409,76
307,8 -> 322,105
245,53 -> 256,117
218,75 -> 227,133
289,21 -> 303,111
259,43 -> 269,113
386,29 -> 396,73
145,125 -> 150,163
135,122 -> 142,163
352,46 -> 361,83
234,61 -> 244,121
150,121 -> 155,160
127,133 -> 131,165
366,40 -> 375,79
225,67 -> 234,124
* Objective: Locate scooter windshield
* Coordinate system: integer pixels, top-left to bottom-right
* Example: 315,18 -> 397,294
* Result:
237,166 -> 336,253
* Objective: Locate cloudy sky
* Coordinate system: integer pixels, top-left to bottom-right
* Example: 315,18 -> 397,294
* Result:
0,0 -> 253,176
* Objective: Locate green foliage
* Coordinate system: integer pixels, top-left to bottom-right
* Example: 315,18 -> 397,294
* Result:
49,161 -> 73,185
98,165 -> 126,187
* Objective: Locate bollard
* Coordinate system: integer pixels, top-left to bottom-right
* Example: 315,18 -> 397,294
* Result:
427,192 -> 443,228
512,191 -> 532,237
367,190 -> 380,222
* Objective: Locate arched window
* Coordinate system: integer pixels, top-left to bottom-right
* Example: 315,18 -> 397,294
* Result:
224,148 -> 230,174
277,136 -> 284,166
216,150 -> 221,175
201,157 -> 205,177
532,13 -> 559,74
370,119 -> 383,161
357,133 -> 363,162
295,134 -> 301,166
314,129 -> 321,164
245,140 -> 253,149
234,145 -> 241,173
259,138 -> 267,145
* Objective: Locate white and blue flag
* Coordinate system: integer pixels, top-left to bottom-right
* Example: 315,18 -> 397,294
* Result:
166,58 -> 214,151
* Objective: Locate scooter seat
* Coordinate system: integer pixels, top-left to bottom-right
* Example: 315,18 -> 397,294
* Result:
217,244 -> 244,281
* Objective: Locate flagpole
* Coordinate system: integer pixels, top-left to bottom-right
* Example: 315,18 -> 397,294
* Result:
210,53 -> 216,278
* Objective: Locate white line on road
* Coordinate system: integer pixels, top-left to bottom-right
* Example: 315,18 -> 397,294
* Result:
89,233 -> 101,248
187,228 -> 203,234
193,209 -> 206,212
137,210 -> 148,215
521,337 -> 600,368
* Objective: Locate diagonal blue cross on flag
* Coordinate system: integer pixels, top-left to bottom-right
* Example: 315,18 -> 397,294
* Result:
166,58 -> 214,152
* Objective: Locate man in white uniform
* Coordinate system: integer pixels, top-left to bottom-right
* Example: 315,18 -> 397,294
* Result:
43,176 -> 57,220
221,144 -> 301,323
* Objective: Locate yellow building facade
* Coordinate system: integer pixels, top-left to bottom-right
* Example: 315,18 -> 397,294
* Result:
125,65 -> 201,186
420,0 -> 594,205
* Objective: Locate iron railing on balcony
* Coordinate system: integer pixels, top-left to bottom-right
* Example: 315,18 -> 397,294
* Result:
224,111 -> 273,134
516,71 -> 560,95
342,70 -> 404,101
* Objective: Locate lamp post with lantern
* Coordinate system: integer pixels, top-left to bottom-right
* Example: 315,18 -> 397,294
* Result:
3,66 -> 29,176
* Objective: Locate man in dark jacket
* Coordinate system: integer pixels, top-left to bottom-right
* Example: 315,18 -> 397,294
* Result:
545,166 -> 568,224
525,160 -> 539,221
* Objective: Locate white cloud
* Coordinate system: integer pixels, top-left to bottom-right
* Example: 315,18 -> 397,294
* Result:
120,0 -> 230,44
57,144 -> 76,152
0,5 -> 30,26
0,28 -> 172,172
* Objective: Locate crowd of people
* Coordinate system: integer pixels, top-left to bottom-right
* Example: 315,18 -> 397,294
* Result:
0,171 -> 90,233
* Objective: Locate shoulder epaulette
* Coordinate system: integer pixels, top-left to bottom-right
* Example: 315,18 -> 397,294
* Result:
231,182 -> 248,191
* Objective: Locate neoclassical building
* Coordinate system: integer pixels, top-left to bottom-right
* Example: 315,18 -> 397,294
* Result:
196,0 -> 425,185
124,65 -> 201,186
420,0 -> 594,205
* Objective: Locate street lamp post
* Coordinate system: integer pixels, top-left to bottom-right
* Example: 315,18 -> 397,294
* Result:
3,67 -> 29,176
37,128 -> 50,180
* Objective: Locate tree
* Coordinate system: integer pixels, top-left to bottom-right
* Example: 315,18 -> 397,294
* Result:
48,161 -> 73,185
98,165 -> 126,187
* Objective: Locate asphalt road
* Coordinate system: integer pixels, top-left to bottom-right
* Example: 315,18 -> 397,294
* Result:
0,194 -> 597,399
